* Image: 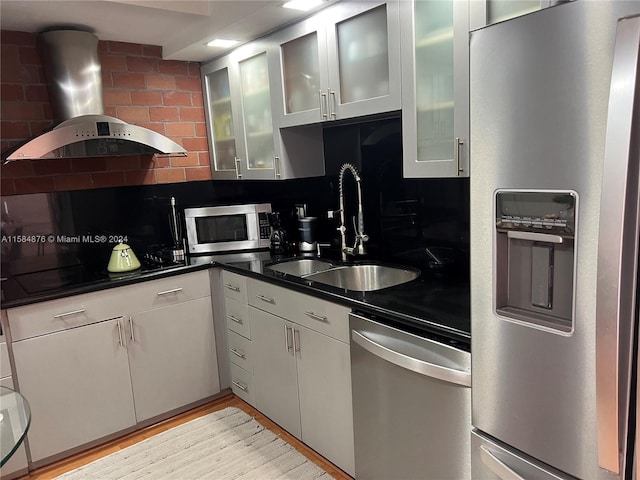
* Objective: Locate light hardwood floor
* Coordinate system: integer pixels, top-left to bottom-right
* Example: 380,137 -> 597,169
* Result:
18,394 -> 352,480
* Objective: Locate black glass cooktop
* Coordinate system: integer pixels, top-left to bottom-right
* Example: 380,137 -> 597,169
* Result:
14,257 -> 182,296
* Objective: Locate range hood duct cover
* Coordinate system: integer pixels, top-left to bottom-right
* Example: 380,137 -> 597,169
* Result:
3,29 -> 187,163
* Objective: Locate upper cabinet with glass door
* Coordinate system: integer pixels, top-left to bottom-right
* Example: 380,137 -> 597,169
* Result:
401,0 -> 469,178
469,0 -> 552,30
202,42 -> 283,180
202,56 -> 241,179
202,41 -> 324,180
272,1 -> 401,128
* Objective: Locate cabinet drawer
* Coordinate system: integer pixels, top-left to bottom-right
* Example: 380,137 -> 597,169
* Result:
247,278 -> 286,316
8,287 -> 126,341
289,296 -> 350,344
221,271 -> 248,303
7,271 -> 210,342
227,330 -> 252,373
230,363 -> 255,406
225,298 -> 250,339
121,270 -> 210,313
247,278 -> 350,343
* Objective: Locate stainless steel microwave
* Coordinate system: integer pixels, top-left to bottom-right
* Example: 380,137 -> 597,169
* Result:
184,203 -> 272,254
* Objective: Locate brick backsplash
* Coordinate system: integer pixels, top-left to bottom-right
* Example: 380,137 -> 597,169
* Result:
0,30 -> 212,196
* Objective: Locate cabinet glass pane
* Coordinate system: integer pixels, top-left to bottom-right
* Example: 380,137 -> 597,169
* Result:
337,5 -> 389,104
239,52 -> 274,170
487,1 -> 540,24
206,68 -> 236,171
282,32 -> 320,114
415,1 -> 454,161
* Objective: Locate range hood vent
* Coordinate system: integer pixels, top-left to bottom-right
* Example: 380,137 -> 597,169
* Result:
3,29 -> 187,163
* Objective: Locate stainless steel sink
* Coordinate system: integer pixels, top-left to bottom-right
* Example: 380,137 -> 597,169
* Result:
304,263 -> 420,292
266,258 -> 335,276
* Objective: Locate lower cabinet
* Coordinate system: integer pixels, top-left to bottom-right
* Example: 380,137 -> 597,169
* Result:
11,318 -> 137,463
126,296 -> 219,422
7,270 -> 220,466
250,307 -> 302,438
244,276 -> 355,476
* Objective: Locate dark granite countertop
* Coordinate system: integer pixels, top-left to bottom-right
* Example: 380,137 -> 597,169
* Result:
0,261 -> 211,309
1,250 -> 470,348
204,251 -> 470,347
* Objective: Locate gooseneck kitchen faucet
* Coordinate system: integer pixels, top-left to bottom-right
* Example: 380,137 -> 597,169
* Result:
336,163 -> 368,261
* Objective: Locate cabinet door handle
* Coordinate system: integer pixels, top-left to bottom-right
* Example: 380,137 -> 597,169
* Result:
274,155 -> 281,179
329,89 -> 337,119
256,294 -> 275,304
232,380 -> 248,392
284,325 -> 292,352
228,314 -> 243,324
304,311 -> 327,322
293,328 -> 301,353
116,319 -> 125,347
224,283 -> 240,292
234,157 -> 243,179
156,287 -> 183,296
230,348 -> 245,359
128,316 -> 135,343
53,308 -> 86,319
319,90 -> 327,119
455,137 -> 465,176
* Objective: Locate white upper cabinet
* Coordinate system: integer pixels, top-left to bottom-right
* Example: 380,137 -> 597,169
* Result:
202,42 -> 281,180
401,0 -> 469,178
469,0 -> 552,30
202,41 -> 325,180
272,1 -> 401,128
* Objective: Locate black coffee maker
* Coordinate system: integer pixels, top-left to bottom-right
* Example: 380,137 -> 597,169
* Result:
268,212 -> 289,254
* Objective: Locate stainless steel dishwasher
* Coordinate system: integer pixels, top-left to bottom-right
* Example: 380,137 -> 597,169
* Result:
350,312 -> 471,479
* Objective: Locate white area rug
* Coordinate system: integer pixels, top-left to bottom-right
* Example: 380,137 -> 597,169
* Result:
55,407 -> 334,480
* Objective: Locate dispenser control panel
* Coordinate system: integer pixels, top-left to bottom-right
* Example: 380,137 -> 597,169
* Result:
496,191 -> 576,236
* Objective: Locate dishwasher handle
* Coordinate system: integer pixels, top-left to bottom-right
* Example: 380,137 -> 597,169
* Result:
351,330 -> 471,387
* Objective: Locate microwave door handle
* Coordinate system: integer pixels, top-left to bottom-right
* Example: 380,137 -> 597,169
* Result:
595,14 -> 640,475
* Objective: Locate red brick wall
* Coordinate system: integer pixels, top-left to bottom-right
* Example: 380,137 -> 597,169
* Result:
0,30 -> 212,196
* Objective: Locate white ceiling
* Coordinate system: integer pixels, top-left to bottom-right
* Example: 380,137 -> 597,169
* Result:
0,0 -> 337,62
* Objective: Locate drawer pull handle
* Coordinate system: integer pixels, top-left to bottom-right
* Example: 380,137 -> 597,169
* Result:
225,283 -> 240,292
256,294 -> 275,304
304,311 -> 328,322
157,287 -> 183,296
232,380 -> 248,392
230,348 -> 246,359
228,315 -> 243,324
53,308 -> 86,319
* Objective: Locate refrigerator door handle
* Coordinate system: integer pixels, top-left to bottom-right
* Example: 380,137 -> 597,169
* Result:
479,446 -> 526,480
595,14 -> 640,476
351,330 -> 471,387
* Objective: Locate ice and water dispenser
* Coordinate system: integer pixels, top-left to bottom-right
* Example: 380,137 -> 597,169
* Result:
495,191 -> 576,332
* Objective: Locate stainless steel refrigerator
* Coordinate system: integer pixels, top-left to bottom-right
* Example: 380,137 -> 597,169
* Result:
469,2 -> 640,479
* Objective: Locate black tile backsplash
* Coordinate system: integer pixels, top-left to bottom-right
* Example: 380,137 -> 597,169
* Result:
1,118 -> 469,282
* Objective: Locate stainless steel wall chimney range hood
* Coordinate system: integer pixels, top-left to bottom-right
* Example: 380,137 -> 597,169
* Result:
3,29 -> 187,164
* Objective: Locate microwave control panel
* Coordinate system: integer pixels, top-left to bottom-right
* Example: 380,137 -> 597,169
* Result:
258,212 -> 271,240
